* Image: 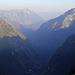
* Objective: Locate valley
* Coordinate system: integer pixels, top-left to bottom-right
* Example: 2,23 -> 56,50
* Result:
0,6 -> 75,75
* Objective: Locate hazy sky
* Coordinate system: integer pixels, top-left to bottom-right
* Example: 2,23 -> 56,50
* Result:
0,0 -> 75,20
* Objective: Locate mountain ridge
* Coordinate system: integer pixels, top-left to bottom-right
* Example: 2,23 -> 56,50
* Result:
39,8 -> 75,31
29,8 -> 75,58
0,8 -> 44,30
0,17 -> 42,75
0,18 -> 26,40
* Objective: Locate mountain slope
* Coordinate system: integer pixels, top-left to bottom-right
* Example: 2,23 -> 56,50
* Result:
42,34 -> 75,75
0,8 -> 44,30
30,8 -> 75,58
0,18 -> 41,75
0,18 -> 26,40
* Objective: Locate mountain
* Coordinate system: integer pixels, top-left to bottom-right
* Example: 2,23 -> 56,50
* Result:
0,8 -> 44,30
0,18 -> 42,75
41,34 -> 75,75
0,18 -> 26,39
30,8 -> 75,58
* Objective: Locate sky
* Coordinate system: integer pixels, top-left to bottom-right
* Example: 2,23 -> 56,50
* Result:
0,0 -> 75,20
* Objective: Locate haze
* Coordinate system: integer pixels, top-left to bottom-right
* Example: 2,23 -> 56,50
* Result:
0,0 -> 75,20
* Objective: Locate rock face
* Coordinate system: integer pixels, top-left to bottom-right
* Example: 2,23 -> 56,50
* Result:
42,34 -> 75,75
0,8 -> 44,30
30,8 -> 75,58
0,18 -> 41,75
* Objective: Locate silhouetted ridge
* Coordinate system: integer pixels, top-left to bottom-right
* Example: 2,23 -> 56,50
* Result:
42,34 -> 75,75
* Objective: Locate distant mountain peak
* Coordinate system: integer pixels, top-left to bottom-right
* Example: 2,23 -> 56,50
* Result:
15,8 -> 31,12
0,8 -> 44,30
15,8 -> 31,15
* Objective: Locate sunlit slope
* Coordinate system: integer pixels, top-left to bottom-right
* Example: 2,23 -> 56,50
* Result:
0,18 -> 42,75
0,18 -> 26,40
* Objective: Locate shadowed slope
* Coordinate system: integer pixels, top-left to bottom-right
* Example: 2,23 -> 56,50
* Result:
0,18 -> 42,75
42,34 -> 75,75
30,8 -> 75,58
